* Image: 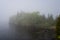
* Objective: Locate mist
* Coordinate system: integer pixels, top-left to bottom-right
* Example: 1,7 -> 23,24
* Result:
0,0 -> 60,40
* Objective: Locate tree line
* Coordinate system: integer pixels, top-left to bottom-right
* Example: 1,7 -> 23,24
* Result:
9,11 -> 58,40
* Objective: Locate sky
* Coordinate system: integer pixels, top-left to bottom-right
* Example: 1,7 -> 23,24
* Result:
0,0 -> 60,22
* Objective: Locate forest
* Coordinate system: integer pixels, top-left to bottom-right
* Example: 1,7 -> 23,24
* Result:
9,11 -> 59,40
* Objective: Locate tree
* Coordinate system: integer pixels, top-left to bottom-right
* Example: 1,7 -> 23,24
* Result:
56,15 -> 60,40
46,14 -> 55,27
9,11 -> 56,40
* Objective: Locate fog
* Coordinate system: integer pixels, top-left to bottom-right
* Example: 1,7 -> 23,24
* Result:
0,0 -> 60,40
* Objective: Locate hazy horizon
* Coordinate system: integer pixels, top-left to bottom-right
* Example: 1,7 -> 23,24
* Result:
0,0 -> 60,22
0,0 -> 59,40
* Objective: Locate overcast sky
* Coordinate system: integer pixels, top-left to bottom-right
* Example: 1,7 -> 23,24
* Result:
0,0 -> 60,22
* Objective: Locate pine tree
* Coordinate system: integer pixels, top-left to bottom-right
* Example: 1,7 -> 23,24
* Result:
56,15 -> 60,39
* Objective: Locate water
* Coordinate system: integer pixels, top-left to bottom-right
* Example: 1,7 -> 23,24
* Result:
0,23 -> 15,40
0,23 -> 56,40
0,23 -> 31,40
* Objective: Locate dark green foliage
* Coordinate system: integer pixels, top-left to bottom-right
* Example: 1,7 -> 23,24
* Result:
56,15 -> 60,40
9,11 -> 56,40
56,15 -> 60,34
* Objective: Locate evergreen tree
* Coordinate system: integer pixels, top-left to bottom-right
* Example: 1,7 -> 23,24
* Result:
56,15 -> 60,39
